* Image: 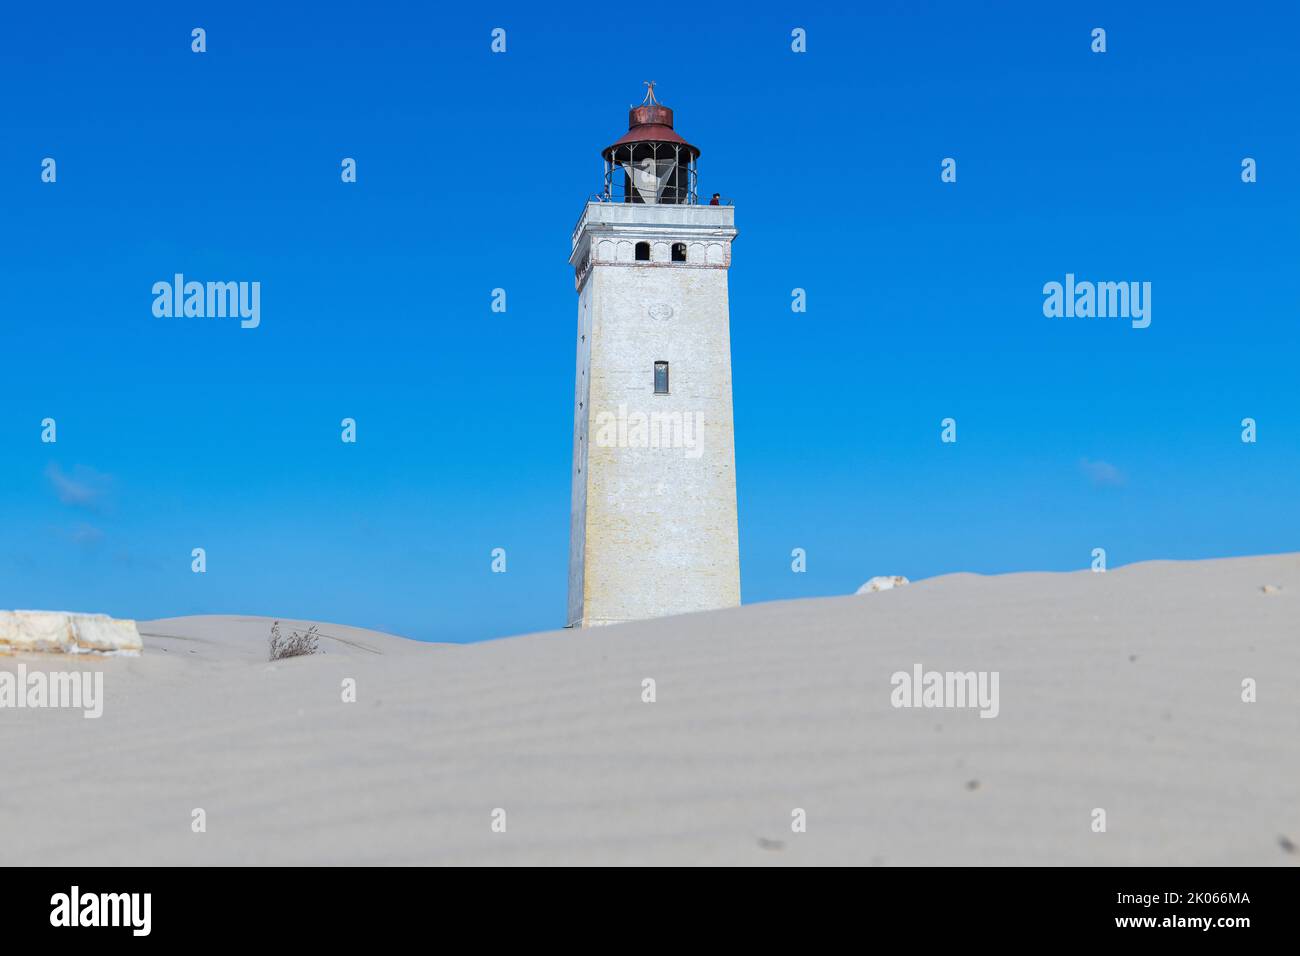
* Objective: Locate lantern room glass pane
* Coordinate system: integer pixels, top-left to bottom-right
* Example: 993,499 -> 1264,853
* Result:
616,144 -> 690,204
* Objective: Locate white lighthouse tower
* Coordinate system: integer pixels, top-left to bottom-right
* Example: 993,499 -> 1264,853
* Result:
567,84 -> 741,627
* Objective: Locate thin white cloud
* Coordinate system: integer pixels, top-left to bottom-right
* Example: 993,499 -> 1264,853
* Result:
1079,457 -> 1125,487
69,522 -> 105,545
45,463 -> 113,510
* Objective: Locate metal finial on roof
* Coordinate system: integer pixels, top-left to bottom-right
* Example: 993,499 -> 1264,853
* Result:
607,82 -> 699,162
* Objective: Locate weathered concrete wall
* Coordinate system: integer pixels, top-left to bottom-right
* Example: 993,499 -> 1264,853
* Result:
0,611 -> 142,655
566,280 -> 593,627
568,202 -> 741,626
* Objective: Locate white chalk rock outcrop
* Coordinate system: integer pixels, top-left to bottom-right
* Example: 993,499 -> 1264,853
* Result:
856,576 -> 909,594
0,611 -> 142,656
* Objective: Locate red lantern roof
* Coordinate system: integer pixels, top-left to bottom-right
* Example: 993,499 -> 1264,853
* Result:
602,83 -> 700,160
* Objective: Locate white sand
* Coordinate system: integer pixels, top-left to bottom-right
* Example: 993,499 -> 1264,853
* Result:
1,555 -> 1297,866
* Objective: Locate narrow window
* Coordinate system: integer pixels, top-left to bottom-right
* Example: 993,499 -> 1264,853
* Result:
671,242 -> 687,262
653,361 -> 669,394
635,241 -> 650,261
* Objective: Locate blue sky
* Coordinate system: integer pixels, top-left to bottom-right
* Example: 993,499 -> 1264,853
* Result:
2,2 -> 1297,642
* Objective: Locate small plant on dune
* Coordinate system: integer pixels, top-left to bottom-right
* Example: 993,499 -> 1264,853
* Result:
268,621 -> 320,661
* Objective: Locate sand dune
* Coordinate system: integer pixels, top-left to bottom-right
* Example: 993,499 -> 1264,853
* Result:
1,554 -> 1297,866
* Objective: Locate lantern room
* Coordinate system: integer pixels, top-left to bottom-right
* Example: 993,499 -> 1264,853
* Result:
601,83 -> 699,205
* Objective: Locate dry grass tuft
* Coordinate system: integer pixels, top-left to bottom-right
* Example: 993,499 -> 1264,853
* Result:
269,621 -> 320,661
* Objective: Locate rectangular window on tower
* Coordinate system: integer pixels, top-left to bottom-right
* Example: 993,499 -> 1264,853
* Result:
653,361 -> 669,394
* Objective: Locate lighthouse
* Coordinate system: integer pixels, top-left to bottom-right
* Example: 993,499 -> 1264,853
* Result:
567,84 -> 741,627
